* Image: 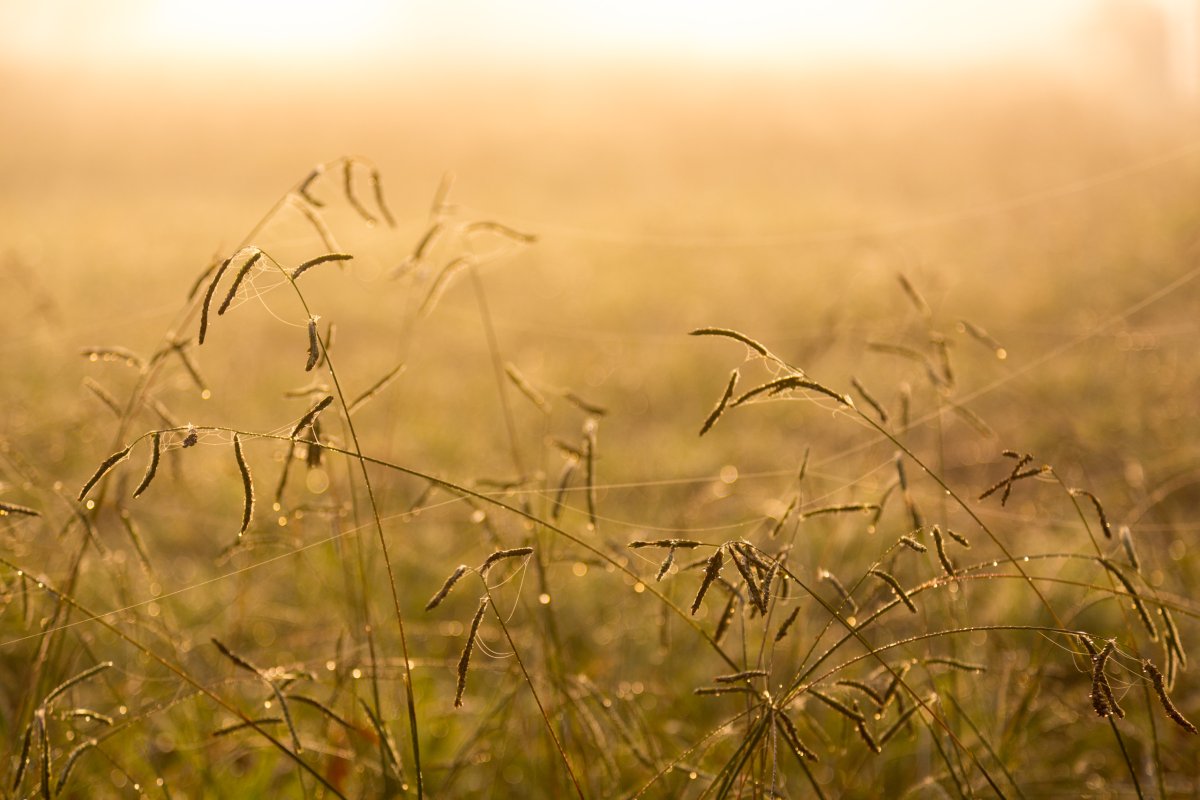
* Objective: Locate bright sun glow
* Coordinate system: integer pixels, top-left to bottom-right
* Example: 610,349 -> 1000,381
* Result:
0,0 -> 1122,68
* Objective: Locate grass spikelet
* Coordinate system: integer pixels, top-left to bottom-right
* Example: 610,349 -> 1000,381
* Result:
699,369 -> 739,436
394,223 -> 444,279
931,333 -> 954,387
774,711 -> 818,762
1071,488 -> 1113,539
925,657 -> 985,672
729,546 -> 767,614
455,597 -> 489,708
714,670 -> 768,684
347,362 -> 406,412
503,362 -> 551,414
1162,607 -> 1187,667
273,688 -> 305,753
370,167 -> 396,227
42,661 -> 113,706
212,639 -> 301,750
870,568 -> 917,613
420,257 -> 471,317
551,458 -> 576,522
879,702 -> 921,746
867,342 -> 927,363
12,718 -> 32,792
808,688 -> 866,722
552,438 -> 584,460
233,434 -> 254,536
343,159 -> 378,225
80,346 -> 144,369
979,454 -> 1041,504
733,376 -> 849,407
198,256 -> 232,345
957,319 -> 1007,359
583,421 -> 598,529
563,390 -> 607,417
464,221 -> 538,243
273,441 -> 296,511
291,252 -> 354,281
53,739 -> 97,796
819,569 -> 858,615
769,496 -> 798,538
0,501 -> 40,518
425,565 -> 469,611
36,709 -> 49,800
170,338 -> 209,396
775,606 -> 801,642
655,547 -> 676,582
1091,640 -> 1117,718
1144,659 -> 1197,733
187,257 -> 222,301
217,248 -> 263,315
285,694 -> 356,731
690,548 -> 724,615
881,661 -> 913,708
1100,559 -> 1157,640
285,380 -> 330,400
291,395 -> 333,438
60,709 -> 113,725
297,167 -> 324,207
688,327 -> 769,356
479,547 -> 534,576
850,376 -> 888,423
944,528 -> 970,548
629,539 -> 702,549
305,318 -> 320,372
760,559 -> 780,608
898,535 -> 927,553
931,526 -> 955,577
357,699 -> 405,779
894,451 -> 908,490
693,685 -> 755,697
897,273 -> 932,318
82,377 -> 122,416
856,719 -> 882,754
713,592 -> 737,643
291,197 -> 338,252
78,443 -> 134,501
145,396 -> 179,427
801,503 -> 879,519
132,432 -> 160,499
212,637 -> 259,674
949,402 -> 993,438
1119,525 -> 1140,572
837,679 -> 885,708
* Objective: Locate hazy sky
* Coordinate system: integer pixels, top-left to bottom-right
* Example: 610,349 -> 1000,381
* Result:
1,0 -> 1106,68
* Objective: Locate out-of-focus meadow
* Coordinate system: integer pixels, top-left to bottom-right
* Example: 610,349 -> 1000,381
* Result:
3,2 -> 1200,797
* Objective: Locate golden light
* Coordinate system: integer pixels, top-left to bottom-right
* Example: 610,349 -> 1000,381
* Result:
0,0 -> 1114,69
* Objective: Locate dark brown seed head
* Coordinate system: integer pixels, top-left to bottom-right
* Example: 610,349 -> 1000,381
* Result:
690,548 -> 724,615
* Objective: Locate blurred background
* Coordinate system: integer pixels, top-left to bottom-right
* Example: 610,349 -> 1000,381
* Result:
4,4 -> 1200,795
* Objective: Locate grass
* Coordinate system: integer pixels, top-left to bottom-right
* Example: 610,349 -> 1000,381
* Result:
3,65 -> 1200,797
